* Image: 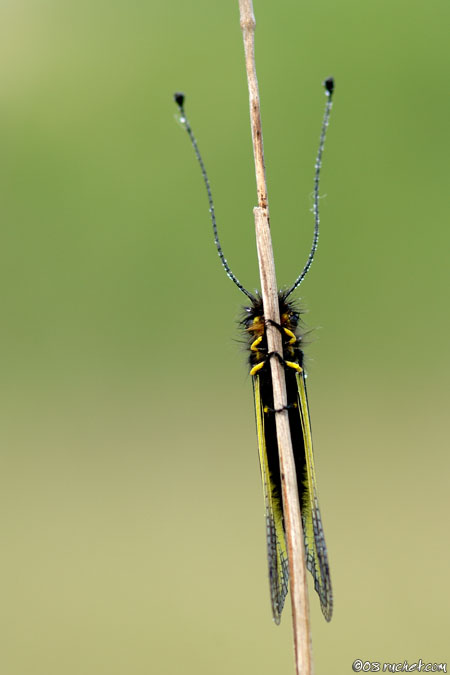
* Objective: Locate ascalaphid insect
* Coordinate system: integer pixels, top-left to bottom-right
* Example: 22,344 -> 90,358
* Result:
174,78 -> 334,624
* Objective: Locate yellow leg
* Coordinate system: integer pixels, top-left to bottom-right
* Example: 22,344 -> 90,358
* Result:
283,328 -> 297,345
285,361 -> 303,373
250,361 -> 265,376
250,336 -> 263,351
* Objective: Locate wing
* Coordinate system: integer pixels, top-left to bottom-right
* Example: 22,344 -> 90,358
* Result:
295,371 -> 333,621
253,374 -> 289,624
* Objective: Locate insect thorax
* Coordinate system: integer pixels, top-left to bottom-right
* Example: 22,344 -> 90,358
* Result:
242,292 -> 304,370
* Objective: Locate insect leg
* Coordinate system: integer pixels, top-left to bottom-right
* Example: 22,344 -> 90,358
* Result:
266,319 -> 297,345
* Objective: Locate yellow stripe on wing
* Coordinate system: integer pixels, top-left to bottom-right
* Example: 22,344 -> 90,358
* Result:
253,375 -> 289,624
296,371 -> 333,621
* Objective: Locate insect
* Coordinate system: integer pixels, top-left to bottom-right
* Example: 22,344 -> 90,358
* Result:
174,78 -> 334,624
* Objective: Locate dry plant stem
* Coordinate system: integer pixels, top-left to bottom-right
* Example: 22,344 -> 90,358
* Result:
254,211 -> 313,675
239,2 -> 267,209
239,2 -> 313,674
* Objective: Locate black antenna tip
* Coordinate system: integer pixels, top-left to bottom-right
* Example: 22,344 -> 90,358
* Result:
323,77 -> 334,97
174,92 -> 185,109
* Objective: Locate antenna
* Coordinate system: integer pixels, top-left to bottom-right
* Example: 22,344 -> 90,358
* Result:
284,77 -> 335,299
174,93 -> 255,302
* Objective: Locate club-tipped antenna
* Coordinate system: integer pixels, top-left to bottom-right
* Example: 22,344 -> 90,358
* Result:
284,77 -> 335,299
174,93 -> 255,302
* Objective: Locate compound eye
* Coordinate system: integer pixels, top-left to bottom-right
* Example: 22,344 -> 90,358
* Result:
290,311 -> 300,325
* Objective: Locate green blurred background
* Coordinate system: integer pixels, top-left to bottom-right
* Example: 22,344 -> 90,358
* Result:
1,1 -> 449,673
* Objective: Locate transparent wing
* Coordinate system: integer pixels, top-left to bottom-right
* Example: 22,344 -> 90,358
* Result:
253,375 -> 289,624
296,371 -> 333,621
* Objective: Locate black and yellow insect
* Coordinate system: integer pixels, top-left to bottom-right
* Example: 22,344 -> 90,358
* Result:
174,78 -> 334,624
